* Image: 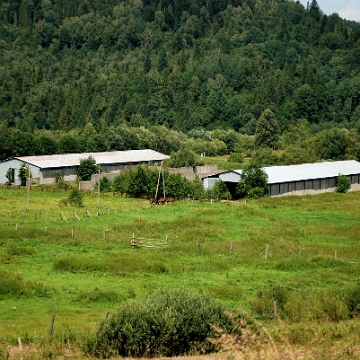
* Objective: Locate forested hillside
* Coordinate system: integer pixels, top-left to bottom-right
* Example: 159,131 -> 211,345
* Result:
1,0 -> 360,162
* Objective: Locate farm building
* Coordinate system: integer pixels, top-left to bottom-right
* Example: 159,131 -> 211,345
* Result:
203,160 -> 360,197
0,150 -> 169,185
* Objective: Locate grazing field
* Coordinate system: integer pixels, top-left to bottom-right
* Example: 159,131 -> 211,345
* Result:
0,185 -> 360,358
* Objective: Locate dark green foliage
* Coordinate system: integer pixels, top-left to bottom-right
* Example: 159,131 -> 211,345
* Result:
18,163 -> 31,186
211,180 -> 232,200
98,177 -> 112,192
5,168 -> 14,185
228,152 -> 244,163
127,165 -> 152,197
320,129 -> 347,160
1,0 -> 360,164
255,109 -> 279,149
68,187 -> 84,207
76,156 -> 98,181
91,289 -> 235,358
166,148 -> 203,168
192,175 -> 205,200
343,283 -> 360,318
236,164 -> 268,199
336,174 -> 351,193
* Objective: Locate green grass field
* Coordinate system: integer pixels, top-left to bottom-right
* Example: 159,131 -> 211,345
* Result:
0,185 -> 360,357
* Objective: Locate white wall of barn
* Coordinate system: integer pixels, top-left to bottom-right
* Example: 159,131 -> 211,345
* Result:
0,159 -> 40,185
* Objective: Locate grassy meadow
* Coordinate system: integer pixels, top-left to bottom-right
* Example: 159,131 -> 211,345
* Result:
1,185 -> 360,357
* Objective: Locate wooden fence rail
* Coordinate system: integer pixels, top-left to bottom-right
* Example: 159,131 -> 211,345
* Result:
131,233 -> 168,248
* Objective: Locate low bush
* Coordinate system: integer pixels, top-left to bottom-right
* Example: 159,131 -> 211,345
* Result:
336,174 -> 351,193
68,188 -> 84,207
0,269 -> 50,299
75,288 -> 123,303
90,289 -> 235,358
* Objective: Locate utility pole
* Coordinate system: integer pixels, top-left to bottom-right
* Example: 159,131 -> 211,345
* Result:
97,164 -> 101,216
26,165 -> 30,211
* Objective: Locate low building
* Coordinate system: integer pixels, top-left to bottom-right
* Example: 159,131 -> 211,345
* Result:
0,150 -> 169,185
203,160 -> 360,197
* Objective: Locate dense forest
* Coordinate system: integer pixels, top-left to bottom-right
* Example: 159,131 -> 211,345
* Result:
1,0 -> 360,164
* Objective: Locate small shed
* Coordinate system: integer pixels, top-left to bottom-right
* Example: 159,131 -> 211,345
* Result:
0,149 -> 169,185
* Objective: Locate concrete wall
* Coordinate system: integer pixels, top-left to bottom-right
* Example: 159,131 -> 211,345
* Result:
167,165 -> 218,180
79,171 -> 121,191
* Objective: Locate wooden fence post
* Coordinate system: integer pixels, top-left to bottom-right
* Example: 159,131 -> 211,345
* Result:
265,244 -> 269,259
131,233 -> 135,246
103,230 -> 106,241
274,301 -> 278,323
15,223 -> 18,231
335,250 -> 338,259
49,313 -> 55,335
72,228 -> 74,238
196,238 -> 199,247
18,337 -> 23,360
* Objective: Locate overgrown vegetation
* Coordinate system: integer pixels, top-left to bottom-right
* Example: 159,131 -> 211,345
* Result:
91,289 -> 235,358
1,186 -> 360,357
236,164 -> 268,198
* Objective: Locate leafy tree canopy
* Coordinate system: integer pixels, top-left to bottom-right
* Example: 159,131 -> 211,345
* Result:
236,164 -> 268,199
76,156 -> 98,181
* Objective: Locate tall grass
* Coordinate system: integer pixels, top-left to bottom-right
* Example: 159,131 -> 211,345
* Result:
1,186 -> 360,356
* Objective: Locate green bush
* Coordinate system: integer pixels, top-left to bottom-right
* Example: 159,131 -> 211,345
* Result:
336,174 -> 351,193
91,289 -> 235,358
77,156 -> 98,181
97,177 -> 113,192
68,187 -> 84,207
228,152 -> 244,163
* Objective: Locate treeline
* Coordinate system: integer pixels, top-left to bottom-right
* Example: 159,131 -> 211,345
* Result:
1,0 -> 360,143
2,118 -> 360,168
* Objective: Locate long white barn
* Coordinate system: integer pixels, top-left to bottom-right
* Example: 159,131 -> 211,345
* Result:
0,150 -> 169,185
203,160 -> 360,197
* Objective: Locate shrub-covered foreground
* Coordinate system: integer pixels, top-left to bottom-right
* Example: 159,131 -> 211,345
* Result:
90,289 -> 235,358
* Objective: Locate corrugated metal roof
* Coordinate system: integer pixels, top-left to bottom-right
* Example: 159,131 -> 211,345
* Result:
16,150 -> 169,169
234,160 -> 360,184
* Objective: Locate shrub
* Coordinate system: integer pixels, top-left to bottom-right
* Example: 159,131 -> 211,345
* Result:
97,177 -> 112,192
18,163 -> 31,186
211,180 -> 232,200
5,167 -> 14,184
91,289 -> 235,358
0,269 -> 49,299
228,152 -> 244,163
343,283 -> 360,318
236,164 -> 268,199
336,174 -> 351,193
68,188 -> 84,207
